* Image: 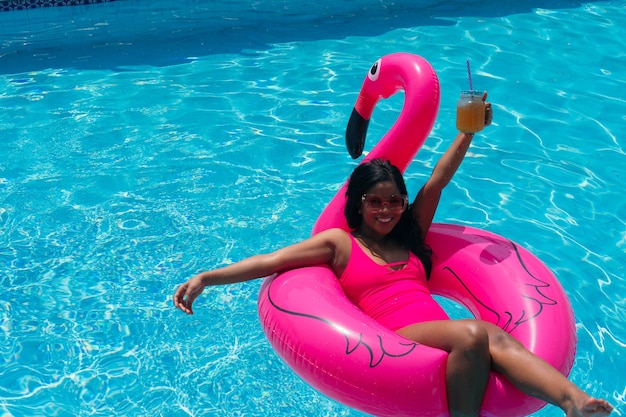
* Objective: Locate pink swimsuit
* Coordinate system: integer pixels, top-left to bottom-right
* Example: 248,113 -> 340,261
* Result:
339,234 -> 449,331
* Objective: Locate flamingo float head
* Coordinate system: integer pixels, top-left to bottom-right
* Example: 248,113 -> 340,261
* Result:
345,53 -> 440,171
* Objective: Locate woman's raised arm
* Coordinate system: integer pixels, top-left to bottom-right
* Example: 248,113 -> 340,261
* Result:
412,92 -> 492,239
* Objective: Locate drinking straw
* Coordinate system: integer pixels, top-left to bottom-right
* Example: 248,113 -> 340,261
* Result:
466,59 -> 473,90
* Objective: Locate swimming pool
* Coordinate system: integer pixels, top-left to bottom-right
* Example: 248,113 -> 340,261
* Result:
1,0 -> 625,416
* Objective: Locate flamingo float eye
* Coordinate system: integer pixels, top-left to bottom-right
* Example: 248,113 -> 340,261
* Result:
368,59 -> 382,81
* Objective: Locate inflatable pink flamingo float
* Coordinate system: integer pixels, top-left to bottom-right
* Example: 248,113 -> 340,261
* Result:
258,53 -> 576,417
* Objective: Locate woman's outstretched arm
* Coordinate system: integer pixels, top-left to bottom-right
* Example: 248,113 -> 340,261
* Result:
412,92 -> 492,238
173,228 -> 349,314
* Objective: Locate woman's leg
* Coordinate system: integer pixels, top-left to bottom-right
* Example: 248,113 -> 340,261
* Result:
397,320 -> 614,417
397,320 -> 491,417
476,320 -> 613,417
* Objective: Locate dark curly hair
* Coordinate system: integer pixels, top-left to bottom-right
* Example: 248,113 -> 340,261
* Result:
344,158 -> 433,278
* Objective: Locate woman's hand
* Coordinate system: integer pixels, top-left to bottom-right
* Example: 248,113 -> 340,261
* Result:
483,91 -> 493,128
173,273 -> 207,315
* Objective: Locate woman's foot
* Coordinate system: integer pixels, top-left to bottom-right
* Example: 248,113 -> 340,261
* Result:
565,396 -> 613,417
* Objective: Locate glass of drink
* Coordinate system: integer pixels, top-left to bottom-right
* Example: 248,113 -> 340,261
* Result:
456,90 -> 485,133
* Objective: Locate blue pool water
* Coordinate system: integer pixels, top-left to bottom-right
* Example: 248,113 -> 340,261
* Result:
1,1 -> 625,416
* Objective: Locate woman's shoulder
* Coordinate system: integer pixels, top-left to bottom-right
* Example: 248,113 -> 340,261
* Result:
312,228 -> 353,255
316,227 -> 352,240
314,228 -> 352,275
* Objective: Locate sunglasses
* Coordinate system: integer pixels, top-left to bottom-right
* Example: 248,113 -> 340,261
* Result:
361,194 -> 408,212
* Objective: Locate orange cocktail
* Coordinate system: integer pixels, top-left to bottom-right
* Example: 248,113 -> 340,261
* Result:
456,90 -> 485,133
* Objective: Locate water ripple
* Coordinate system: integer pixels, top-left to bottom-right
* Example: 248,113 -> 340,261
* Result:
1,1 -> 625,416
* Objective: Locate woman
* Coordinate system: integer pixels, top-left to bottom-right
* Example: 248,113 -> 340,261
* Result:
173,104 -> 613,417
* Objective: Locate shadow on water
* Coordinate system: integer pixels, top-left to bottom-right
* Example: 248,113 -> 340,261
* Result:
0,0 -> 605,74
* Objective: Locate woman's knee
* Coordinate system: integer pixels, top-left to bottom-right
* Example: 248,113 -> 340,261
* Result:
486,325 -> 525,356
454,321 -> 490,356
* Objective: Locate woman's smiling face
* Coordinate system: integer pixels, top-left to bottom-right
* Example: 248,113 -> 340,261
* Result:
358,180 -> 406,238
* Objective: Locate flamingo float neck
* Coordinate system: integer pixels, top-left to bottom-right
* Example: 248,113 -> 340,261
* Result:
313,53 -> 440,234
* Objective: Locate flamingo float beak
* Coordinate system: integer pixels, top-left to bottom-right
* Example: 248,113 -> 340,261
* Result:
346,108 -> 369,159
